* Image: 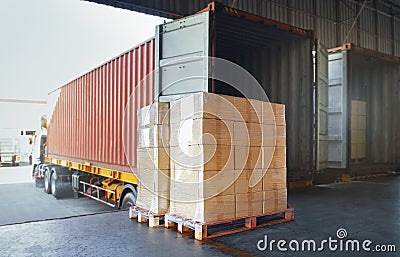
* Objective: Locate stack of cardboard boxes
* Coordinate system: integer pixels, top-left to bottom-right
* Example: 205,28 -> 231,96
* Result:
136,102 -> 171,214
351,100 -> 367,160
135,92 -> 288,222
168,92 -> 287,223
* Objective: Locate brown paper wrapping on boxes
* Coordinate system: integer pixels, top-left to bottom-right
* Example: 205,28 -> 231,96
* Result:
137,147 -> 170,170
170,145 -> 234,171
137,102 -> 169,129
236,192 -> 263,218
263,189 -> 287,213
169,92 -> 240,122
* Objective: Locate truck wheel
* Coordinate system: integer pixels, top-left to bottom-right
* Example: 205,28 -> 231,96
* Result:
51,167 -> 73,199
44,167 -> 52,194
121,192 -> 136,210
51,172 -> 59,198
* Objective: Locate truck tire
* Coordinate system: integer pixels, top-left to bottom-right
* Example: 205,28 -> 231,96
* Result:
120,192 -> 136,210
51,167 -> 73,199
44,167 -> 52,194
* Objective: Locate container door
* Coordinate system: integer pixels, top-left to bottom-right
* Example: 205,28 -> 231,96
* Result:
316,41 -> 329,171
155,11 -> 210,102
327,50 -> 348,168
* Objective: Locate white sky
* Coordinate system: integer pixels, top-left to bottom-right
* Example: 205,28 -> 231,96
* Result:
0,0 -> 166,130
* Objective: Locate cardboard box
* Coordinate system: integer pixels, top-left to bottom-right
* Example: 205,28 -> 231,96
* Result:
136,184 -> 169,214
263,189 -> 287,213
262,168 -> 287,190
137,169 -> 170,193
351,129 -> 366,144
262,147 -> 286,169
357,143 -> 366,159
169,193 -> 236,223
137,102 -> 169,128
171,169 -> 235,198
137,147 -> 170,170
234,146 -> 262,170
351,143 -> 357,159
138,124 -> 169,148
263,124 -> 286,147
169,92 -> 240,122
235,192 -> 263,218
351,100 -> 366,116
233,97 -> 263,123
262,102 -> 286,125
233,123 -> 286,147
233,122 -> 261,146
234,170 -> 263,194
170,144 -> 234,171
170,118 -> 234,147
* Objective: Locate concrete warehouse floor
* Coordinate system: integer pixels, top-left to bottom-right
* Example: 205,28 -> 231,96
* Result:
0,174 -> 398,256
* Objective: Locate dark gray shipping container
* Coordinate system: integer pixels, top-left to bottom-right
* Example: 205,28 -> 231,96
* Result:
328,44 -> 400,173
154,4 -> 329,181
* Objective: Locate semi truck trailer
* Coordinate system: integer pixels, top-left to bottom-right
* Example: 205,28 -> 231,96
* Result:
34,3 -> 329,209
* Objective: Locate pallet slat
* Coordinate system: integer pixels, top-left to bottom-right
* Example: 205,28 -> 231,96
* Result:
129,206 -> 165,228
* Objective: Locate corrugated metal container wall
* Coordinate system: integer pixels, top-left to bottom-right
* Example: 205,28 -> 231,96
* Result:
47,38 -> 155,173
214,12 -> 313,181
350,51 -> 400,164
396,19 -> 400,57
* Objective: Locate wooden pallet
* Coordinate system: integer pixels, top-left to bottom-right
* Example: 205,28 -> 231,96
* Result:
164,205 -> 294,240
129,206 -> 165,228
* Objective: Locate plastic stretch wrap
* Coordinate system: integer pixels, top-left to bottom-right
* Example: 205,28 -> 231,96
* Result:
136,102 -> 170,214
136,92 -> 288,220
137,102 -> 169,129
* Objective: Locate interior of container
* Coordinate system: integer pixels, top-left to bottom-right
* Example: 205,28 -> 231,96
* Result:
350,50 -> 400,168
212,12 -> 314,181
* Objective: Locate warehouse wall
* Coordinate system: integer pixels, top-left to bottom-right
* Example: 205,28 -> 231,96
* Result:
88,0 -> 400,57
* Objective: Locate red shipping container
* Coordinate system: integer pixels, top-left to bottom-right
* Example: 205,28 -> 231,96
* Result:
47,38 -> 155,173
